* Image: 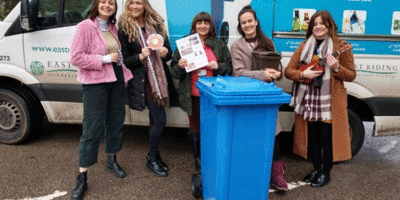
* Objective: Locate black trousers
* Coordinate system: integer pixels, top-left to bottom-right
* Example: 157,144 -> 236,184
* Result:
307,121 -> 333,175
79,81 -> 126,168
145,100 -> 166,157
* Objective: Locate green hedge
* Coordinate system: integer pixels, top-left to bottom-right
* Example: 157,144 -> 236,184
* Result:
0,0 -> 20,21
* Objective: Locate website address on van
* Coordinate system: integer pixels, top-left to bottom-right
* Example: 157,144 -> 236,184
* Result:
31,46 -> 70,53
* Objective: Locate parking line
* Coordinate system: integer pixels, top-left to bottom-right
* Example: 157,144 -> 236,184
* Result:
5,190 -> 68,200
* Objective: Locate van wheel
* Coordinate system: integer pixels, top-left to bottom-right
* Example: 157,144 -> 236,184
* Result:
0,88 -> 36,144
348,109 -> 365,157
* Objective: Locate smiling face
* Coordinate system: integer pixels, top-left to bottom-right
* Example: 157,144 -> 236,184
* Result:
240,12 -> 258,39
128,0 -> 145,19
313,16 -> 329,39
196,20 -> 211,38
98,0 -> 116,20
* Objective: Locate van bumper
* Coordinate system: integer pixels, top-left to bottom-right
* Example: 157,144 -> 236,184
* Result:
364,97 -> 400,136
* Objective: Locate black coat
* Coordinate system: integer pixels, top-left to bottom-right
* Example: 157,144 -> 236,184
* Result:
118,31 -> 179,111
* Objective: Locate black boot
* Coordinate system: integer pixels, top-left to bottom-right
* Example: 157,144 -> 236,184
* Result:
146,155 -> 168,177
146,150 -> 169,172
106,154 -> 126,178
189,133 -> 201,172
71,172 -> 87,200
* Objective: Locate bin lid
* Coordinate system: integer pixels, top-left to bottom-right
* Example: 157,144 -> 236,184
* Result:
196,76 -> 291,105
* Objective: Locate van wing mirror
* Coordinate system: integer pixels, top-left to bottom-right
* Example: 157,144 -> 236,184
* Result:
21,0 -> 33,30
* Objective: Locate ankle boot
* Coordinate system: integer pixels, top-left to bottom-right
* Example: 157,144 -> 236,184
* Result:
270,161 -> 289,190
71,172 -> 87,200
189,133 -> 201,172
106,154 -> 126,178
146,150 -> 169,172
146,155 -> 168,177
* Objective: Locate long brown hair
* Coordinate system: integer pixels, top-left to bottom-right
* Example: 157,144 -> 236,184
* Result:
306,10 -> 338,40
118,0 -> 166,43
87,0 -> 118,24
237,5 -> 275,51
190,12 -> 217,38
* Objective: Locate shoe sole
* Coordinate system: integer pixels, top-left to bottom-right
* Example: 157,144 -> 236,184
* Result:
106,168 -> 127,178
145,166 -> 168,177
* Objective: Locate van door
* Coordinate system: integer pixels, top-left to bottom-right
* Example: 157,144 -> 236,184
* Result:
23,0 -> 92,123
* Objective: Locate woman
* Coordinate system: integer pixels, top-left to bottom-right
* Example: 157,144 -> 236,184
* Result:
70,0 -> 133,199
170,12 -> 232,172
284,10 -> 356,187
118,0 -> 178,177
230,5 -> 288,191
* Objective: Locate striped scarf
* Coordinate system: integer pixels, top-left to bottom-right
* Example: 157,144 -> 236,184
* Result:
138,23 -> 170,107
289,36 -> 332,121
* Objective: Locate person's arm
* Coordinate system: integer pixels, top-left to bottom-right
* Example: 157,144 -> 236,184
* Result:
334,49 -> 357,82
231,42 -> 269,81
162,36 -> 173,62
118,32 -> 144,70
284,42 -> 306,82
70,21 -> 103,70
214,39 -> 233,76
170,49 -> 187,80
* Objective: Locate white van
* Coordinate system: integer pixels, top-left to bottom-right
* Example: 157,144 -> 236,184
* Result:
0,0 -> 399,158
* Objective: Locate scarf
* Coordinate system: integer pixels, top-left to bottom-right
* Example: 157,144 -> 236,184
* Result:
137,23 -> 169,107
289,35 -> 332,121
97,17 -> 109,32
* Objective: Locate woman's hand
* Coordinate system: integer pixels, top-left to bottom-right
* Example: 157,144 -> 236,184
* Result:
178,58 -> 187,69
157,47 -> 168,58
109,53 -> 120,63
139,47 -> 150,61
301,65 -> 324,79
265,68 -> 281,81
326,54 -> 339,71
208,61 -> 218,70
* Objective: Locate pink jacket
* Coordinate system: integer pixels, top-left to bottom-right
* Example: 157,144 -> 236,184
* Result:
70,18 -> 133,84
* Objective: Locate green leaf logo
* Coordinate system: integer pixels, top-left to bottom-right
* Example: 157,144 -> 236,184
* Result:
30,61 -> 45,76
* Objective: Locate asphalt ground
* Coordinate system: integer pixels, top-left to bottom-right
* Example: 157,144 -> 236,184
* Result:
0,122 -> 399,200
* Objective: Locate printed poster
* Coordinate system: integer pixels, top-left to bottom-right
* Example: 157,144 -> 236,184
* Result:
392,11 -> 400,35
176,33 -> 208,73
342,10 -> 367,34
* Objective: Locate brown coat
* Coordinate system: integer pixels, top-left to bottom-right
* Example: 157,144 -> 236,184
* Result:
284,38 -> 356,162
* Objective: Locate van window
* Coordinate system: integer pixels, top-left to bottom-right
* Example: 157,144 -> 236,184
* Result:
63,0 -> 92,25
37,0 -> 60,28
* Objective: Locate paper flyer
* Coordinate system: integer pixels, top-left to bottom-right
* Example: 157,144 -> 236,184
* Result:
176,33 -> 208,73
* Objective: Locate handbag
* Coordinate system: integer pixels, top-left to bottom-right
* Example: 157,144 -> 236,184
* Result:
251,50 -> 282,71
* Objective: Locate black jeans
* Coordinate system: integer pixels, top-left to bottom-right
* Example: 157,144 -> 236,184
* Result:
145,100 -> 166,157
79,81 -> 126,168
307,121 -> 333,175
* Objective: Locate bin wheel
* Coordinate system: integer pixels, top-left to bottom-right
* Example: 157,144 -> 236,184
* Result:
191,173 -> 202,199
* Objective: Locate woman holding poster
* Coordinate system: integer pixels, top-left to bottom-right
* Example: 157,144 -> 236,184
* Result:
118,0 -> 178,177
285,10 -> 356,187
171,12 -> 232,172
230,5 -> 288,191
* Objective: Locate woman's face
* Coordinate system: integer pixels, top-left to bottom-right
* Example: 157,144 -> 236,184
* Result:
98,0 -> 116,20
196,20 -> 210,38
240,12 -> 258,39
313,16 -> 329,39
128,0 -> 144,19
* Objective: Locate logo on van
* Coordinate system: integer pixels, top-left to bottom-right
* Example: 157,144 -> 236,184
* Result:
29,61 -> 45,76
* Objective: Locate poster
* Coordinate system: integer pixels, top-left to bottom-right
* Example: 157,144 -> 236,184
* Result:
392,11 -> 400,35
342,10 -> 367,34
292,8 -> 316,32
176,33 -> 208,73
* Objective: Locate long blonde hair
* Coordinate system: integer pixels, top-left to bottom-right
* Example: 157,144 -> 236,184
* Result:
118,0 -> 166,43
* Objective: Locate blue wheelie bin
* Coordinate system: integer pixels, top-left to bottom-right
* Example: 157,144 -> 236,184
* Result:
193,76 -> 291,200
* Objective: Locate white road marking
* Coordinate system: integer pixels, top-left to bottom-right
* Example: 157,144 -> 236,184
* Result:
5,190 -> 68,200
379,141 -> 398,153
269,181 -> 309,193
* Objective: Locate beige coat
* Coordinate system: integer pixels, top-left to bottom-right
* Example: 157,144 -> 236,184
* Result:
231,37 -> 282,134
284,38 -> 357,162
